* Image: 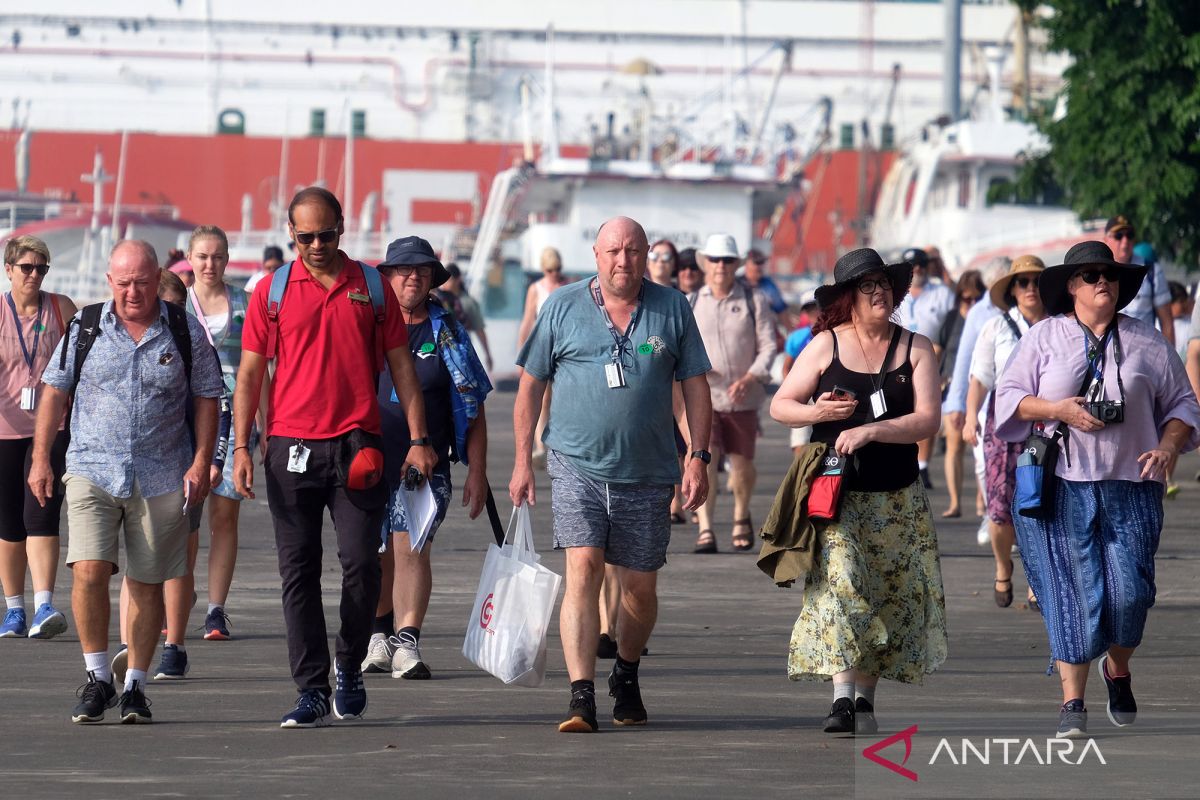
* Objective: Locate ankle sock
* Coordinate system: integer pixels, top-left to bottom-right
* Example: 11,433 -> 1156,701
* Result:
125,669 -> 147,692
398,626 -> 420,646
374,611 -> 395,637
84,651 -> 111,684
833,681 -> 854,703
855,685 -> 876,706
614,655 -> 639,677
570,679 -> 595,697
165,642 -> 185,652
4,595 -> 21,610
34,590 -> 52,608
206,603 -> 223,616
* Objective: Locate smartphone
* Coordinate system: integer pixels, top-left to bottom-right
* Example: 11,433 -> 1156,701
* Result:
831,385 -> 857,401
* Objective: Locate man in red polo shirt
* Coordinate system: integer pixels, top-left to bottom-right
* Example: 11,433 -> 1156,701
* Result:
233,187 -> 435,728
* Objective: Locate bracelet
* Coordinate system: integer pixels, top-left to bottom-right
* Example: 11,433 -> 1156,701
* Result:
232,445 -> 249,452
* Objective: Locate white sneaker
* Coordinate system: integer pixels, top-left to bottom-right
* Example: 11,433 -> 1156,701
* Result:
976,519 -> 991,546
390,636 -> 431,680
361,633 -> 394,674
111,645 -> 129,686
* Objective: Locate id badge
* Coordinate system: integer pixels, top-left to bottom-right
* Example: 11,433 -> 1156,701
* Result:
605,361 -> 626,389
19,386 -> 36,411
869,389 -> 888,420
287,443 -> 311,474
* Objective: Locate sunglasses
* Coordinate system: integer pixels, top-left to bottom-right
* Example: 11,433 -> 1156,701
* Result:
961,294 -> 981,304
1109,231 -> 1134,242
1075,268 -> 1121,285
678,265 -> 702,273
648,252 -> 674,263
293,227 -> 338,245
10,262 -> 49,276
706,256 -> 737,265
1013,276 -> 1040,289
857,276 -> 893,294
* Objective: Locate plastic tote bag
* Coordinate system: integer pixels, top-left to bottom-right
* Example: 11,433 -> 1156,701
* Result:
462,504 -> 562,687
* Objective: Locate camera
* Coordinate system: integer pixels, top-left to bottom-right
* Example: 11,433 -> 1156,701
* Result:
402,465 -> 425,491
1085,400 -> 1124,424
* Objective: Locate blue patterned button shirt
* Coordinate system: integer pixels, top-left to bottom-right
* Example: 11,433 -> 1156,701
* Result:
42,300 -> 223,498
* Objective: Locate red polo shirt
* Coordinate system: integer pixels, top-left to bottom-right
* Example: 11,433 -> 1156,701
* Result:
243,253 -> 407,439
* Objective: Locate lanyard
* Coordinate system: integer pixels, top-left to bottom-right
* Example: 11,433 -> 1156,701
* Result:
6,291 -> 43,376
1076,318 -> 1125,402
590,278 -> 645,364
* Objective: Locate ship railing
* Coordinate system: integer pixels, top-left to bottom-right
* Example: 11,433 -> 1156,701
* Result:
464,165 -> 531,295
0,200 -> 180,235
223,230 -> 389,262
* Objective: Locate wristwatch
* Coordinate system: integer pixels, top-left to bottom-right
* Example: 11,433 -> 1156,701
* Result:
691,450 -> 712,464
409,437 -> 432,446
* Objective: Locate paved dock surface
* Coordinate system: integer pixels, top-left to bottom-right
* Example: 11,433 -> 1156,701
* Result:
2,391 -> 1198,798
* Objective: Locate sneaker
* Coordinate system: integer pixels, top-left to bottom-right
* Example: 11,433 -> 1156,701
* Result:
390,636 -> 431,680
202,607 -> 231,641
280,689 -> 330,729
920,467 -> 934,490
976,519 -> 991,546
854,697 -> 878,735
1098,654 -> 1137,727
119,682 -> 153,724
558,688 -> 598,733
27,603 -> 68,639
361,632 -> 395,674
608,666 -> 648,726
1056,699 -> 1088,739
71,671 -> 119,723
596,633 -> 618,659
111,645 -> 129,687
0,607 -> 27,638
822,697 -> 855,734
333,664 -> 367,720
153,644 -> 190,680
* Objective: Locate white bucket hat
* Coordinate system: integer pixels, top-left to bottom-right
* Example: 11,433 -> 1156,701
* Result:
699,233 -> 739,260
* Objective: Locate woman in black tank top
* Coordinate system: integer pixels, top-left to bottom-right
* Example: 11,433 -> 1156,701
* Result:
768,248 -> 947,736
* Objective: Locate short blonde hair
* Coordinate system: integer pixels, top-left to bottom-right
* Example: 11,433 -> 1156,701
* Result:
188,225 -> 229,255
540,247 -> 562,272
4,235 -> 51,266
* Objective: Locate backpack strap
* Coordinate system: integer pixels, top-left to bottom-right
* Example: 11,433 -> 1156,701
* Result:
1002,311 -> 1023,341
264,261 -> 293,359
358,260 -> 387,371
164,301 -> 193,387
48,292 -> 65,336
64,303 -> 105,395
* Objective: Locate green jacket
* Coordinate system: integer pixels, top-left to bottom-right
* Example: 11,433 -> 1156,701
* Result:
756,442 -> 827,587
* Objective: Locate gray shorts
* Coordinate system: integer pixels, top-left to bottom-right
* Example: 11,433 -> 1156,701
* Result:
546,450 -> 673,572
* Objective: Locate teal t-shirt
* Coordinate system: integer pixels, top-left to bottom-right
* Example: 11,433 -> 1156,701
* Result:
517,278 -> 711,485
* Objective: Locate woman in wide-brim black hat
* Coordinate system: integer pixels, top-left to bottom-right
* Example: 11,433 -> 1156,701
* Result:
768,247 -> 946,736
991,239 -> 1200,738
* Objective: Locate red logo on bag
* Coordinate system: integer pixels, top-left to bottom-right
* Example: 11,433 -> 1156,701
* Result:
480,593 -> 495,631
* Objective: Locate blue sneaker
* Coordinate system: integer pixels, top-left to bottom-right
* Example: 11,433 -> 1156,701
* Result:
28,603 -> 68,639
333,664 -> 367,720
202,607 -> 231,641
0,607 -> 27,638
153,644 -> 190,680
280,689 -> 330,729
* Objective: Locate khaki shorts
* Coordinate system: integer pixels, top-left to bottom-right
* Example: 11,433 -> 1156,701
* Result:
64,474 -> 189,584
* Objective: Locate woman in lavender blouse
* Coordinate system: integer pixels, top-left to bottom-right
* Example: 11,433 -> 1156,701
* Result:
993,241 -> 1200,740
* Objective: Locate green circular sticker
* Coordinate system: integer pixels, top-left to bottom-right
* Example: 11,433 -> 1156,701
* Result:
419,342 -> 436,354
637,343 -> 653,355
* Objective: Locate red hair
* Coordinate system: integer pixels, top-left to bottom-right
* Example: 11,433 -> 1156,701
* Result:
812,288 -> 855,334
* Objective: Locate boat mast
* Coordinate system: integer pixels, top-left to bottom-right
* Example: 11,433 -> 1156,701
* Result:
943,0 -> 963,121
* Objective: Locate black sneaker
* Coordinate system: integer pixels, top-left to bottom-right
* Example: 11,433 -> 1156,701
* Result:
854,697 -> 878,735
558,688 -> 598,733
333,663 -> 367,720
118,682 -> 153,724
608,666 -> 648,726
1056,699 -> 1088,739
596,633 -> 618,659
72,671 -> 119,723
1098,655 -> 1136,727
920,467 -> 934,490
822,697 -> 855,734
280,689 -> 331,729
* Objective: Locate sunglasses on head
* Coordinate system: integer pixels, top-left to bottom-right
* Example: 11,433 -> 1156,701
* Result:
857,275 -> 893,294
10,262 -> 49,276
1013,276 -> 1039,289
293,227 -> 338,245
1075,267 -> 1121,285
648,252 -> 674,263
1109,231 -> 1134,242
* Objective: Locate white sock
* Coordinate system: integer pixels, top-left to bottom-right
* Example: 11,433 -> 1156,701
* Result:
855,684 -> 876,706
84,651 -> 111,683
833,681 -> 854,702
4,595 -> 22,610
207,603 -> 223,615
165,642 -> 186,652
918,460 -> 929,470
125,669 -> 147,691
34,590 -> 52,608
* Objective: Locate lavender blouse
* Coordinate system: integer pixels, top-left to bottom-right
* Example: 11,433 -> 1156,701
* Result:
994,314 -> 1200,484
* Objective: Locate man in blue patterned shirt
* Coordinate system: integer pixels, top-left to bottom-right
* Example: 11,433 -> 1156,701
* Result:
29,240 -> 223,725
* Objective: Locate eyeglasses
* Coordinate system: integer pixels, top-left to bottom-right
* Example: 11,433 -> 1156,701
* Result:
857,276 -> 893,294
706,256 -> 737,265
381,264 -> 433,278
293,228 -> 338,245
10,263 -> 49,276
1075,268 -> 1121,285
648,252 -> 674,263
1013,276 -> 1040,289
1109,231 -> 1134,242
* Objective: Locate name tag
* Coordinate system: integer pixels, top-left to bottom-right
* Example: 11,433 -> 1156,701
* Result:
347,291 -> 370,305
605,361 -> 626,389
869,389 -> 888,420
20,387 -> 36,411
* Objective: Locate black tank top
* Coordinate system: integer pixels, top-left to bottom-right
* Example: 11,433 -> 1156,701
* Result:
812,325 -> 919,492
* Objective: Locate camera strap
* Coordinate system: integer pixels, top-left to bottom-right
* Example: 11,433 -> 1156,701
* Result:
1076,318 -> 1125,404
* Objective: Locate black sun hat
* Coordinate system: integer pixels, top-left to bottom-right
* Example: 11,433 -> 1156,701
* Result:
814,248 -> 913,309
1039,240 -> 1147,317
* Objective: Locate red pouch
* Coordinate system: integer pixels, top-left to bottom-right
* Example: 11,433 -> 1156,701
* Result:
807,450 -> 852,520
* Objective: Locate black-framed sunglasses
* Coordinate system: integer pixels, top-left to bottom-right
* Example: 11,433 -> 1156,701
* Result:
10,262 -> 49,276
648,252 -> 674,263
1075,268 -> 1121,285
1110,231 -> 1134,242
857,275 -> 893,294
1013,276 -> 1040,289
706,256 -> 737,265
293,227 -> 338,245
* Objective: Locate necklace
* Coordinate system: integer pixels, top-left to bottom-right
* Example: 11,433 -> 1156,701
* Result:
851,322 -> 886,374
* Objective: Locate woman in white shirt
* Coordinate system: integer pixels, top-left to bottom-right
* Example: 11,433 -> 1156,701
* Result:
963,256 -> 1046,609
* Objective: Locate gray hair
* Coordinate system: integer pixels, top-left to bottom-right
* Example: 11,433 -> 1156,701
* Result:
110,239 -> 159,271
980,256 -> 1012,288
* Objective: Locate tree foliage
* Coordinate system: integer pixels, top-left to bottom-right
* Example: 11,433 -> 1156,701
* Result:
1024,0 -> 1200,265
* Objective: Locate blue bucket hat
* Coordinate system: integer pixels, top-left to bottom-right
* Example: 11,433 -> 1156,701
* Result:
378,236 -> 450,288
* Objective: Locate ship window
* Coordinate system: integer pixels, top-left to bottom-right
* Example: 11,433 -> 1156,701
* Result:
957,170 -> 971,209
480,259 -> 528,321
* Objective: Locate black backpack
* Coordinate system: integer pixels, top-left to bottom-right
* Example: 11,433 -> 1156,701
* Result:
59,302 -> 193,395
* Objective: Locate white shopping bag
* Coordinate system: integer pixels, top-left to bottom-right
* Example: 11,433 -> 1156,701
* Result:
462,503 -> 562,687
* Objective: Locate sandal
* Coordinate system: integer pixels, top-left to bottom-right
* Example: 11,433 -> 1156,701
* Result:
994,577 -> 1013,608
941,507 -> 961,518
1028,591 -> 1041,615
670,512 -> 687,525
694,529 -> 718,554
731,517 -> 755,552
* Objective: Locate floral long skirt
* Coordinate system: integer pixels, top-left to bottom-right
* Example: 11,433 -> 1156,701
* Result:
787,481 -> 948,684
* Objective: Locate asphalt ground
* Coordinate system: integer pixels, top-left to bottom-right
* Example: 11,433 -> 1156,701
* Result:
2,390 -> 1199,799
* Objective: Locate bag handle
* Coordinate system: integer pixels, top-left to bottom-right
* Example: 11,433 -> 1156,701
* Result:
504,503 -> 536,560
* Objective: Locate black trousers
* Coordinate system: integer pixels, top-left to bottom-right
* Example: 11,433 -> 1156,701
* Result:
265,435 -> 386,693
